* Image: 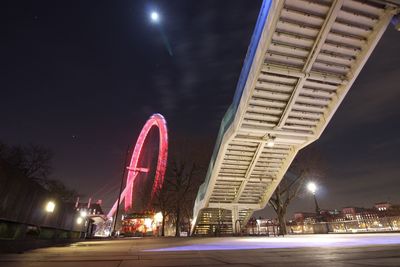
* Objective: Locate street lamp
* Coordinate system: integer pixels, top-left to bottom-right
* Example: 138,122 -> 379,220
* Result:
45,201 -> 56,213
80,210 -> 87,218
307,182 -> 320,218
307,182 -> 317,195
76,216 -> 89,238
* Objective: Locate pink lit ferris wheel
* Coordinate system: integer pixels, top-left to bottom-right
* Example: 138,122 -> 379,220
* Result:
107,114 -> 168,218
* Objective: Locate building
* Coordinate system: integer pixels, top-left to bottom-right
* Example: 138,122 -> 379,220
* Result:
374,202 -> 391,211
292,203 -> 400,233
293,212 -> 317,224
75,199 -> 104,216
75,199 -> 107,237
341,207 -> 378,222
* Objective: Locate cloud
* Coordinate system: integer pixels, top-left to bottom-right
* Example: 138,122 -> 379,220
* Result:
154,71 -> 177,113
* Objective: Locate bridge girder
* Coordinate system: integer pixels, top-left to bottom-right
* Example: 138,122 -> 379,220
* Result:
192,0 -> 399,236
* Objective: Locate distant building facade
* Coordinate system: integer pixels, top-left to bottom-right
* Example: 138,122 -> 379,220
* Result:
290,202 -> 400,234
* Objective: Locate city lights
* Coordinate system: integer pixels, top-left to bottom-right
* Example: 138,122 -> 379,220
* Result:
1,0 -> 399,261
144,218 -> 153,229
45,201 -> 56,213
154,212 -> 163,223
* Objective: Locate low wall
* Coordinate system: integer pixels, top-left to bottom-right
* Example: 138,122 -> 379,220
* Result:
0,161 -> 83,252
0,219 -> 83,253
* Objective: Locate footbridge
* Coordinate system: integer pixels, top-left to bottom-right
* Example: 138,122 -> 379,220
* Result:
192,0 -> 399,235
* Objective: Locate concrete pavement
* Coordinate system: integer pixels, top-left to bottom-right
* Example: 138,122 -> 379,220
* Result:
1,233 -> 400,266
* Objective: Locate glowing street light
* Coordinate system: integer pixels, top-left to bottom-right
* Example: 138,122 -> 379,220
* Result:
76,217 -> 83,225
45,201 -> 56,213
150,11 -> 160,23
80,210 -> 87,218
307,182 -> 317,195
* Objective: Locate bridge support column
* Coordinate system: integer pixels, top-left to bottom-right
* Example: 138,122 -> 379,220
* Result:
232,206 -> 239,235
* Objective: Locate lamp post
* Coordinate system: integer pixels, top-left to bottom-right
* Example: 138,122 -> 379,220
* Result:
76,209 -> 89,238
76,216 -> 85,238
307,182 -> 321,219
112,147 -> 130,236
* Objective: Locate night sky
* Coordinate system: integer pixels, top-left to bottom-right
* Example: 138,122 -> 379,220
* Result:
2,0 -> 399,217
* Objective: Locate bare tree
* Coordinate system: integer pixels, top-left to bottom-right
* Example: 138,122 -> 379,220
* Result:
268,148 -> 325,235
40,179 -> 79,202
167,159 -> 197,236
0,143 -> 52,180
0,141 -> 79,202
166,136 -> 211,237
152,174 -> 173,236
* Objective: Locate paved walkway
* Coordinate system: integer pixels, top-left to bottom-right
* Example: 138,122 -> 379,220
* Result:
1,234 -> 400,266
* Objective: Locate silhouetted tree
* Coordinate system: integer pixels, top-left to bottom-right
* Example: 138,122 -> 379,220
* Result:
152,176 -> 173,236
269,148 -> 325,235
168,159 -> 197,236
0,141 -> 79,202
166,136 -> 211,237
0,142 -> 52,180
40,179 -> 79,202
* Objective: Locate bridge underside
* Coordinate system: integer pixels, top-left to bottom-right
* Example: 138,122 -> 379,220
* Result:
192,0 -> 399,235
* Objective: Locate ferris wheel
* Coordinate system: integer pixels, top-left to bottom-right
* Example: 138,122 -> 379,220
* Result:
107,114 -> 168,218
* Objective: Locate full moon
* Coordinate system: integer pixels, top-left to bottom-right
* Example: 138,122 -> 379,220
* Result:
150,11 -> 159,22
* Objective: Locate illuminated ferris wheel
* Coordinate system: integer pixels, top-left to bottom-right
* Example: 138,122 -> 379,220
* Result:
107,114 -> 168,218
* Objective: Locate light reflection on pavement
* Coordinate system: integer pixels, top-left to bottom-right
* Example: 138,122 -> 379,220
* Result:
146,233 -> 400,251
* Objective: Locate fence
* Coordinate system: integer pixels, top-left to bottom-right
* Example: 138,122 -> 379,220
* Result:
290,216 -> 400,234
245,217 -> 400,236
